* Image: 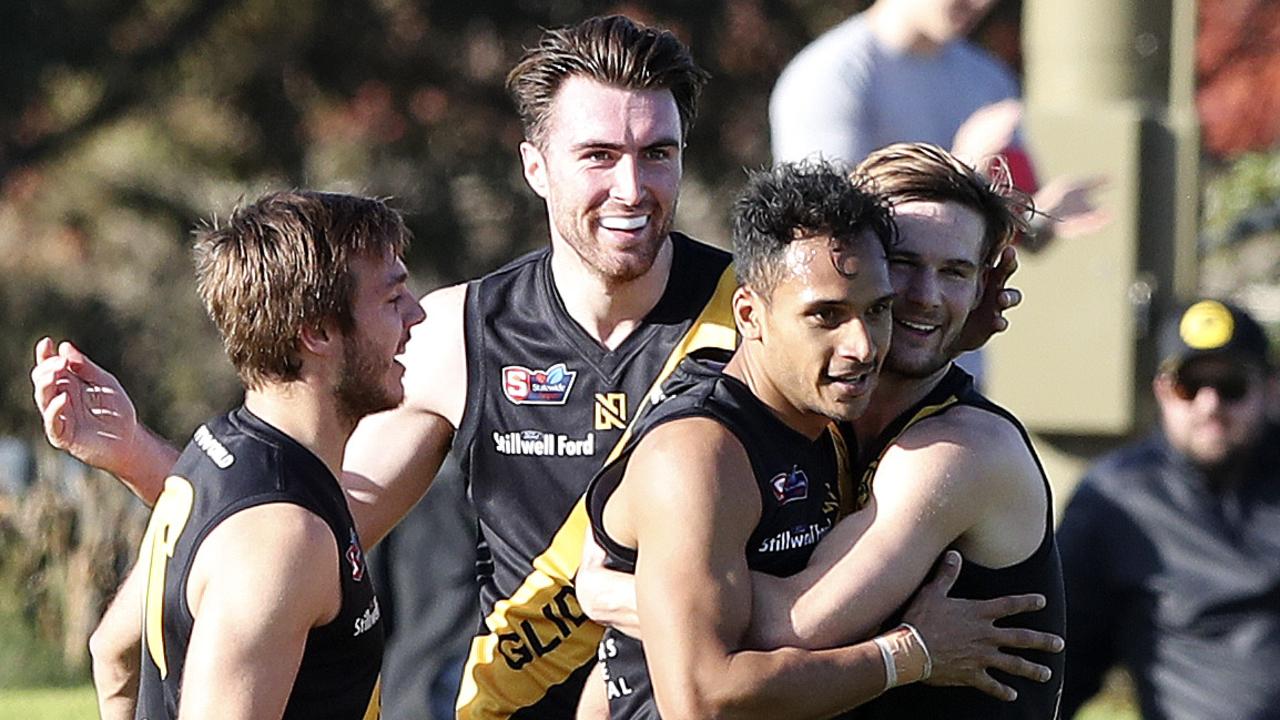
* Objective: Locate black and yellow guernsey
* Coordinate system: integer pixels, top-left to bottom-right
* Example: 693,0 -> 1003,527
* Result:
849,365 -> 1066,720
136,407 -> 383,720
453,233 -> 738,719
584,349 -> 845,720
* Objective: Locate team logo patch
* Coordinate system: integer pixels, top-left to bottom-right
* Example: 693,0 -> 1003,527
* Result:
346,529 -> 365,582
502,363 -> 577,405
594,392 -> 628,430
771,466 -> 810,505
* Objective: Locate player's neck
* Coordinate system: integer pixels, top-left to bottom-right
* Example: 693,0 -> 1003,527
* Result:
855,362 -> 953,440
549,235 -> 674,350
725,347 -> 830,440
865,3 -> 943,55
244,383 -> 353,479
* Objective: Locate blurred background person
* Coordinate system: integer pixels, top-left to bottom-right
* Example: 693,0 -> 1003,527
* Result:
767,0 -> 1108,387
1057,299 -> 1280,720
769,0 -> 1108,250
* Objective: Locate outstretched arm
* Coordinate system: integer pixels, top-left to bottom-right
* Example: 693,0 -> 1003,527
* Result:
341,283 -> 467,547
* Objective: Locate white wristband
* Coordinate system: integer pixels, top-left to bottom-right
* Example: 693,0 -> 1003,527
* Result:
898,622 -> 933,681
873,635 -> 898,690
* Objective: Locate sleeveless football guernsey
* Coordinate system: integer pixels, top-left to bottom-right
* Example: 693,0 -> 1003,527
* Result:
453,233 -> 738,719
135,407 -> 383,720
585,350 -> 845,719
850,365 -> 1065,719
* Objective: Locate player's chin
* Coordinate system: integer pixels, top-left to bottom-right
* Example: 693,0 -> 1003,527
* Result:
822,392 -> 873,423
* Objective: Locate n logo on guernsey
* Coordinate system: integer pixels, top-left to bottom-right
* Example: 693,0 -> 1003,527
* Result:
502,363 -> 577,405
593,392 -> 627,431
771,466 -> 810,505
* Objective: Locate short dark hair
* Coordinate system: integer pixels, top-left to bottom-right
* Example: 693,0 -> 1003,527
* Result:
506,15 -> 709,146
732,160 -> 896,296
193,191 -> 409,389
856,142 -> 1030,266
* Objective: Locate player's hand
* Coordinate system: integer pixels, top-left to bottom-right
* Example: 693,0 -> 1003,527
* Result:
575,527 -> 642,638
31,337 -> 140,477
1031,175 -> 1111,245
901,551 -> 1063,701
951,246 -> 1021,355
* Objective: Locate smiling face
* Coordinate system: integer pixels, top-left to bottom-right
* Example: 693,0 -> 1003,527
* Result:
333,249 -> 424,423
519,75 -> 682,285
885,200 -> 986,378
740,232 -> 895,433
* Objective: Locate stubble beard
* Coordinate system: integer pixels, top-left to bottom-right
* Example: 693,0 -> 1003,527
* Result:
333,333 -> 401,426
556,203 -> 676,285
883,343 -> 951,380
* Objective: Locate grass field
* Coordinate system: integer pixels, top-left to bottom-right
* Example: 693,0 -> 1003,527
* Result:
0,685 -> 1138,720
0,685 -> 97,719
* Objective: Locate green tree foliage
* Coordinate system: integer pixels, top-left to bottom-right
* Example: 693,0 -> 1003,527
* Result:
0,0 -> 861,439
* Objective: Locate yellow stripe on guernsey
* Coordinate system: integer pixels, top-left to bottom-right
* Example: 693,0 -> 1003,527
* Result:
456,265 -> 739,720
825,425 -> 857,519
362,676 -> 381,720
141,476 -> 196,679
858,396 -> 960,500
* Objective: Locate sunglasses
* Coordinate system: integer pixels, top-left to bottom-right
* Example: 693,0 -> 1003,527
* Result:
1172,367 -> 1252,403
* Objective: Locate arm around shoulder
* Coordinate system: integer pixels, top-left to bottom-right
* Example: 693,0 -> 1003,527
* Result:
622,420 -> 899,719
759,408 -> 1044,648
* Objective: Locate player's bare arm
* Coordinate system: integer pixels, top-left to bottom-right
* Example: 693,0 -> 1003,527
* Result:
751,409 -> 1055,698
341,282 -> 467,546
175,503 -> 340,720
89,559 -> 145,720
611,418 -> 916,720
580,477 -> 1057,704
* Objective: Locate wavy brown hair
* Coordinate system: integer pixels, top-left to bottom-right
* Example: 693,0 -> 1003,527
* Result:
193,191 -> 409,389
506,15 -> 709,148
855,142 -> 1031,266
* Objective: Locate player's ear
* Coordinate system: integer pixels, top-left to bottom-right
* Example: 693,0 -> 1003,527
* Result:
520,141 -> 549,199
733,285 -> 765,341
299,322 -> 339,359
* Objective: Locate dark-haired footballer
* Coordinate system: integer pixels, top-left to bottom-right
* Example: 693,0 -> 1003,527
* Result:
582,161 -> 1059,720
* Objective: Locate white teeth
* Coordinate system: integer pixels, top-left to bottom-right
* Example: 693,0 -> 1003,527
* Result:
600,215 -> 648,231
899,319 -> 938,332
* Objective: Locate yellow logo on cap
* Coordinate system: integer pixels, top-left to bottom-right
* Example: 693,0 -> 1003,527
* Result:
1179,300 -> 1235,350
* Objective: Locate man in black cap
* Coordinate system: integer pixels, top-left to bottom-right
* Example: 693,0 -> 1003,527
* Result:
1058,299 -> 1280,720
